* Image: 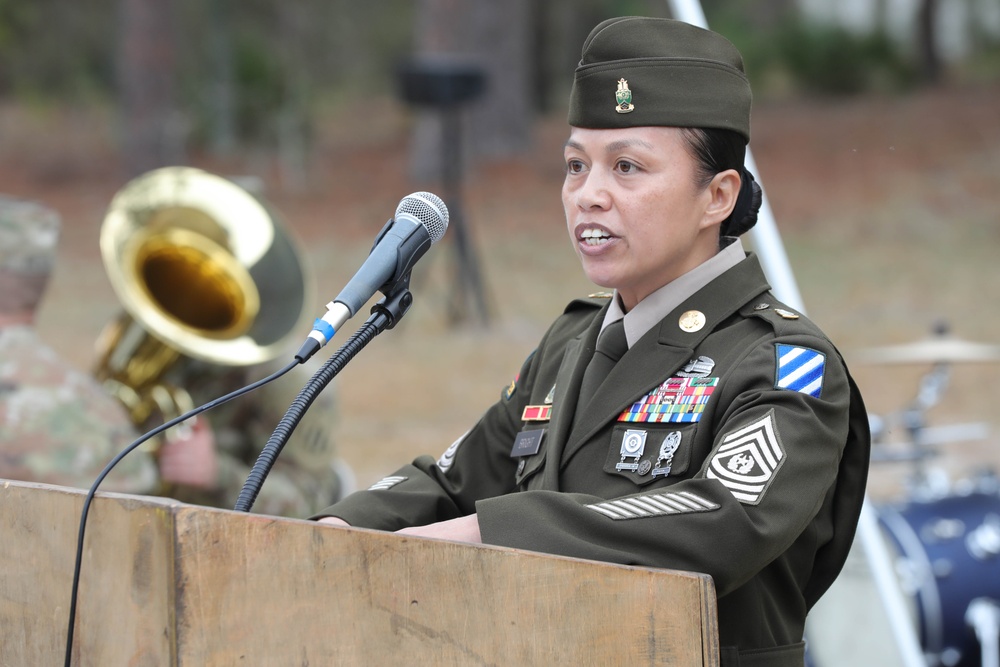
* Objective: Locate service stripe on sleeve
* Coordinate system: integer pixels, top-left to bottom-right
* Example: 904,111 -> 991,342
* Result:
586,491 -> 719,520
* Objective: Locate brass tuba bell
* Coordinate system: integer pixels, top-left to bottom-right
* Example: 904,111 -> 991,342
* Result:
94,166 -> 312,426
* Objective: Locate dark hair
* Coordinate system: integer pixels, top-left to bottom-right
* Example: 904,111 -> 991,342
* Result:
680,127 -> 762,238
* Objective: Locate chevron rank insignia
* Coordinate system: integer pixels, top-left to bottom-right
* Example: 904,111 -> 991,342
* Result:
775,344 -> 825,398
706,411 -> 785,505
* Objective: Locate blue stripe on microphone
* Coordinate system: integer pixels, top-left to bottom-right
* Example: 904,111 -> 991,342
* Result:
312,318 -> 335,343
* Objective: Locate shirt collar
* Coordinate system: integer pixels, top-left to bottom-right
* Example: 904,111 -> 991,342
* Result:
602,237 -> 746,348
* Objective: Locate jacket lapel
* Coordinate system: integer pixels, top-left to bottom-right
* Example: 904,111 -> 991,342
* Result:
542,311 -> 602,489
560,254 -> 772,467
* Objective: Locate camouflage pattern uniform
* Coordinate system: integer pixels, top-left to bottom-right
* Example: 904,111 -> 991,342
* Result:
0,325 -> 158,493
0,196 -> 158,493
162,358 -> 345,517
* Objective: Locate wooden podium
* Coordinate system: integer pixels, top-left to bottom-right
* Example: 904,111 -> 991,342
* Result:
0,479 -> 719,666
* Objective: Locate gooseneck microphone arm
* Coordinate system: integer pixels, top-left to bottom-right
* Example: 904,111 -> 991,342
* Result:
234,285 -> 414,513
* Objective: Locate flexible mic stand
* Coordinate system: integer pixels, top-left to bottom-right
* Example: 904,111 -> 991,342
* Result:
234,285 -> 413,513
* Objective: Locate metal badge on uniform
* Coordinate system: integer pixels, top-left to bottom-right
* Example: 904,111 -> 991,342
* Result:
544,384 -> 556,404
616,429 -> 647,471
678,310 -> 706,333
615,78 -> 634,113
677,355 -> 715,378
510,428 -> 545,457
651,431 -> 682,477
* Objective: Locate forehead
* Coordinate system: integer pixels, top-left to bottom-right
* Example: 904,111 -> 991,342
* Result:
564,126 -> 684,153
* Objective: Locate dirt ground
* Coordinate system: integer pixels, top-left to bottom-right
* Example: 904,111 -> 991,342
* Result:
3,83 -> 1000,506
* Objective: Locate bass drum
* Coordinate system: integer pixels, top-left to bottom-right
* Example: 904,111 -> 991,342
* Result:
878,491 -> 1000,667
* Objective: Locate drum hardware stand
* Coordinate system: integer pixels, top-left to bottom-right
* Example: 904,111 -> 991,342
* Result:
967,599 -> 1000,667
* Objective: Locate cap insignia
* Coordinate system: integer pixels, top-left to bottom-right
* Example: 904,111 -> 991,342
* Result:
615,78 -> 634,114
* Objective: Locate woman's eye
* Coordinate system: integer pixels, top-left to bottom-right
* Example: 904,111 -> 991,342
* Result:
615,160 -> 636,174
566,159 -> 585,174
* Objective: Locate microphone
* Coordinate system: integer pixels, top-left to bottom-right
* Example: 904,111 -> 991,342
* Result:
303,191 -> 449,356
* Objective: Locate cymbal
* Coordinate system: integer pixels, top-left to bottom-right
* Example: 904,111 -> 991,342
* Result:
856,336 -> 1000,365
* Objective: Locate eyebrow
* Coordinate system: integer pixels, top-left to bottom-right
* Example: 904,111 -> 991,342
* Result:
564,138 -> 656,154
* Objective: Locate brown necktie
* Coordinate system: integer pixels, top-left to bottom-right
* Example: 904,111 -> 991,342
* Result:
576,319 -> 628,415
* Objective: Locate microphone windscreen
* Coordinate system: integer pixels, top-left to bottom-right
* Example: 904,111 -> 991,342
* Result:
396,192 -> 449,243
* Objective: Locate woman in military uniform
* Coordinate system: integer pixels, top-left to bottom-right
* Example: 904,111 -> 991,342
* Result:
314,17 -> 869,665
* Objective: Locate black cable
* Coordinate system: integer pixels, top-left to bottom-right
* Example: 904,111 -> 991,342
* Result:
234,301 -> 398,512
63,358 -> 300,667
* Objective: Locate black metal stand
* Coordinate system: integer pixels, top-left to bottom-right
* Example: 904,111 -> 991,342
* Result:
398,58 -> 491,326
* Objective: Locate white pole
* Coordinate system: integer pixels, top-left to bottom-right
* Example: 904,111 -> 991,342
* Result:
664,2 -> 926,666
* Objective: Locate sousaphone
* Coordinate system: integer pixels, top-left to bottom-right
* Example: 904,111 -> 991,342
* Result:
95,166 -> 312,426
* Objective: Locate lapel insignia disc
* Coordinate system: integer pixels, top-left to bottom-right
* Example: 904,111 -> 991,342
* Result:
707,411 -> 785,505
678,310 -> 706,332
775,344 -> 825,398
615,78 -> 635,113
618,376 -> 718,423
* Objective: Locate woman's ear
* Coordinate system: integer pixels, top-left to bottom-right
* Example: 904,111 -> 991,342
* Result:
702,168 -> 741,228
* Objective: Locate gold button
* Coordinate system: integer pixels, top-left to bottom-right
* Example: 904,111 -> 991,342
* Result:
678,310 -> 706,333
775,308 -> 800,320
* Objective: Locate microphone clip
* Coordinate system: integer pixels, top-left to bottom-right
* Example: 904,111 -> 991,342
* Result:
370,280 -> 413,330
370,217 -> 433,301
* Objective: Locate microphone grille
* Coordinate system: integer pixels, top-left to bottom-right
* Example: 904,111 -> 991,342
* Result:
396,192 -> 449,243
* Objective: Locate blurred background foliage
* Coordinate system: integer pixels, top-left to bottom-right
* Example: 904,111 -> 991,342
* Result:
2,0 -> 997,166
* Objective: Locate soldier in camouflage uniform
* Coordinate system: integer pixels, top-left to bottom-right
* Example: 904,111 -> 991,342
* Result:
154,357 -> 348,517
0,195 -> 347,514
0,196 -> 157,493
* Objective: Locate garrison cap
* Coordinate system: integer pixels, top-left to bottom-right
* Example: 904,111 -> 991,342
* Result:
0,195 -> 61,275
568,17 -> 752,142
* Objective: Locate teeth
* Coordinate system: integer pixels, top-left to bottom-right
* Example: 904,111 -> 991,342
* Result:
581,228 -> 611,246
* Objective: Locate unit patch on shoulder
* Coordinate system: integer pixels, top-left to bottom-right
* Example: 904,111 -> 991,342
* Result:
775,344 -> 825,398
586,491 -> 719,520
368,475 -> 407,491
707,411 -> 785,505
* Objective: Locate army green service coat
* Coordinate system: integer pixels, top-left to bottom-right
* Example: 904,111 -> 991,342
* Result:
315,254 -> 870,661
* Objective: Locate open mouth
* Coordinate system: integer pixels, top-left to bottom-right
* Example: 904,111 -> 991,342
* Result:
580,228 -> 613,246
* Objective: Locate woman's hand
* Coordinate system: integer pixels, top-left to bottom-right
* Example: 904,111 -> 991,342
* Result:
157,417 -> 219,489
317,517 -> 351,527
396,514 -> 482,544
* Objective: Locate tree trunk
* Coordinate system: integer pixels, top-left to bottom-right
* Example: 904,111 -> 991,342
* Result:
118,0 -> 185,178
918,0 -> 942,84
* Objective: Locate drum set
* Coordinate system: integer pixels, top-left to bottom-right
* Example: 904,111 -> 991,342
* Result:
810,326 -> 1000,667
